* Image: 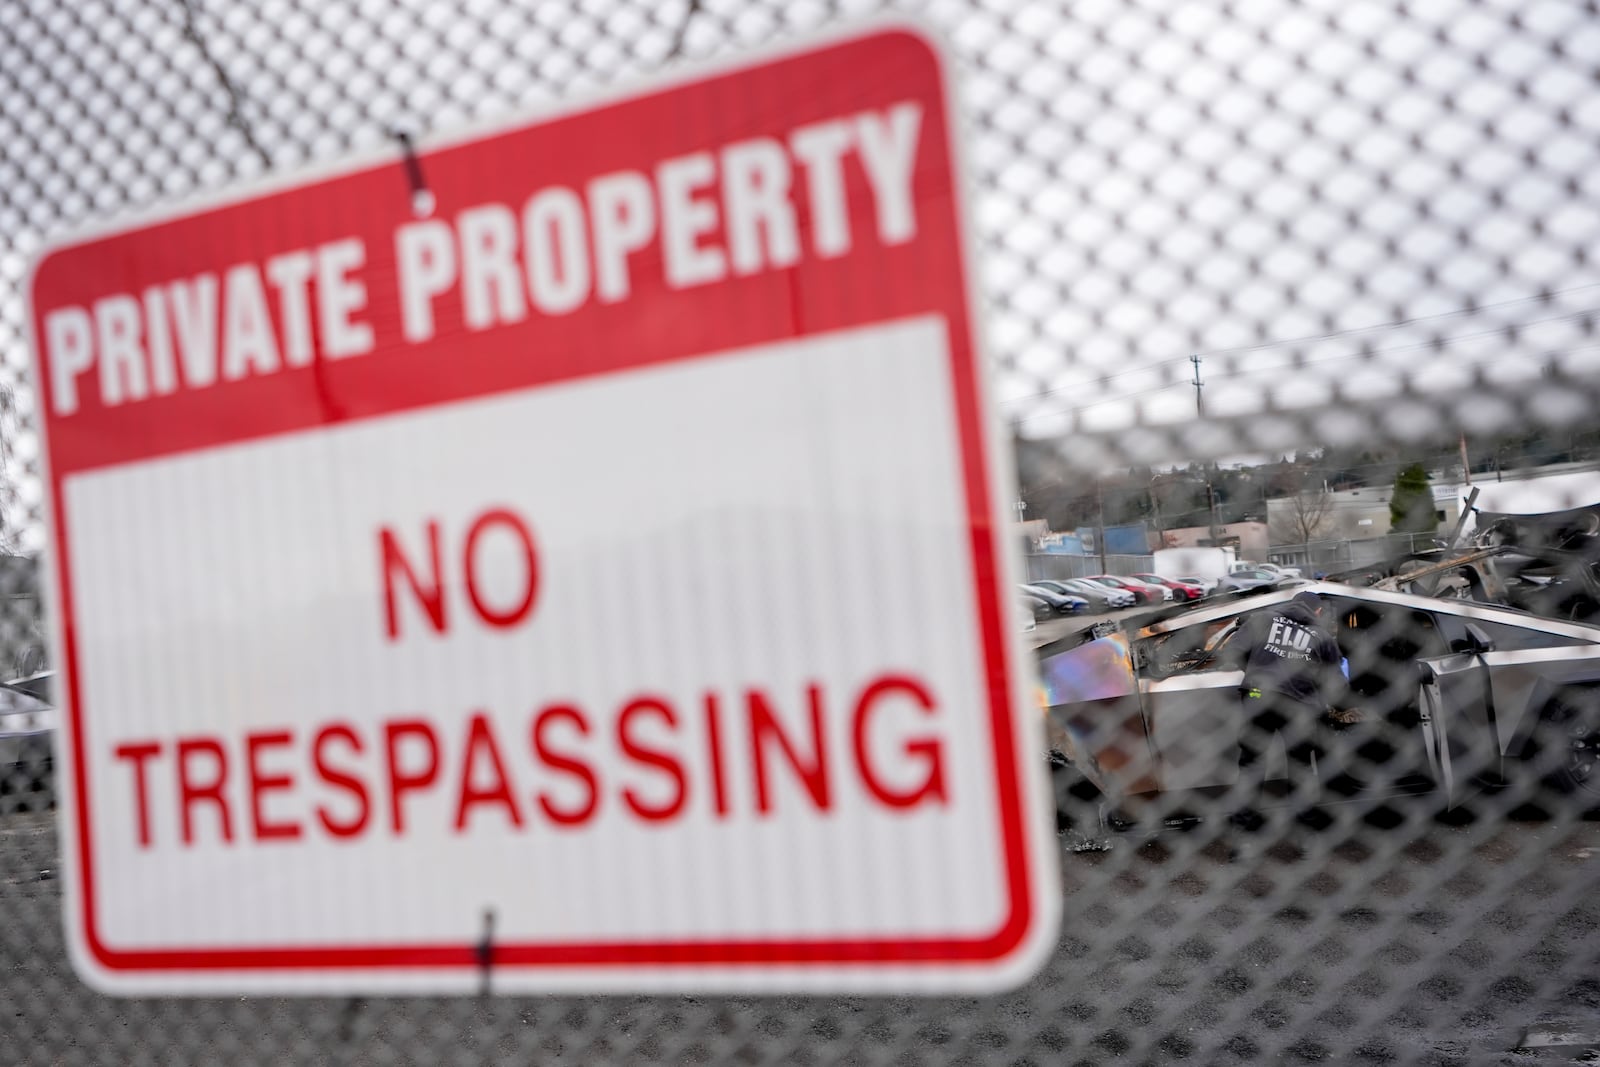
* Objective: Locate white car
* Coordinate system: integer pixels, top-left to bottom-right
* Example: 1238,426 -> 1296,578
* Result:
1215,566 -> 1293,594
1231,561 -> 1302,579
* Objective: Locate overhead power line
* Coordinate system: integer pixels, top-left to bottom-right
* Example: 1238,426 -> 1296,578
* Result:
1018,305 -> 1600,422
1018,281 -> 1600,403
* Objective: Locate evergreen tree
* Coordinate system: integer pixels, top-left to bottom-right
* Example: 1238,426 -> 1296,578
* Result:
1389,463 -> 1438,533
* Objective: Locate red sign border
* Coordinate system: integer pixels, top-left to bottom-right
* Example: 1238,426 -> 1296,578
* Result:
30,19 -> 1056,987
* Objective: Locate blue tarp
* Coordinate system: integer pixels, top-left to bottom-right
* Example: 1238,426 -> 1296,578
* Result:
1075,524 -> 1150,555
1039,535 -> 1087,555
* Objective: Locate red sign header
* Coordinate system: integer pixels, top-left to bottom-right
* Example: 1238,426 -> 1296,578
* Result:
32,31 -> 961,477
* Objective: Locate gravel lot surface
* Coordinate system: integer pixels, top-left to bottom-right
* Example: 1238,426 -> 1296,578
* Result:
4,807 -> 1598,1064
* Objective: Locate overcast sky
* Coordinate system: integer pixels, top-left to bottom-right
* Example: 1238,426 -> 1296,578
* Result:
949,0 -> 1600,442
4,0 -> 1599,546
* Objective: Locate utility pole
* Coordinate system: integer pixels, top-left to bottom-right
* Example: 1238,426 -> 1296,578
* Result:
1148,472 -> 1163,539
1189,354 -> 1223,544
1191,355 -> 1222,544
1207,478 -> 1222,545
1096,481 -> 1109,573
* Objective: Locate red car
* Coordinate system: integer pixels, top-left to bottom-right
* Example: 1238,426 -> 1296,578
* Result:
1132,573 -> 1206,601
1085,574 -> 1169,604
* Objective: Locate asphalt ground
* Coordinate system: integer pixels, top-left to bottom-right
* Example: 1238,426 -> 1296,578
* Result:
3,805 -> 1598,1064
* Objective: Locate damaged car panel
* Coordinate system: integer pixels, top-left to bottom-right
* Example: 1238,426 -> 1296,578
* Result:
1038,631 -> 1159,796
1334,504 -> 1600,622
1040,582 -> 1600,813
1421,640 -> 1600,804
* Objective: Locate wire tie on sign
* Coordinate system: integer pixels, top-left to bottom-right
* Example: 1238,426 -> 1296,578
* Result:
477,907 -> 496,997
336,996 -> 366,1050
665,0 -> 702,61
179,0 -> 270,170
390,127 -> 435,218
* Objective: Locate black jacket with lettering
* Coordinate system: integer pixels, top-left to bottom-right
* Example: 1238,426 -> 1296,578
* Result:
1237,601 -> 1346,709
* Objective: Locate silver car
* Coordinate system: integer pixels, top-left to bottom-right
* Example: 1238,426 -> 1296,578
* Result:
1212,566 -> 1288,595
1032,578 -> 1135,612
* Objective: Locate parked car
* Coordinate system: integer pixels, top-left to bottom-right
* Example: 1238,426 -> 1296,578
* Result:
1065,578 -> 1138,610
1231,561 -> 1303,579
1133,573 -> 1206,601
1067,577 -> 1138,610
1030,578 -> 1131,613
1038,582 -> 1600,823
1214,566 -> 1289,594
1020,584 -> 1088,616
1075,576 -> 1144,604
1020,592 -> 1055,623
1177,575 -> 1220,595
1087,574 -> 1173,604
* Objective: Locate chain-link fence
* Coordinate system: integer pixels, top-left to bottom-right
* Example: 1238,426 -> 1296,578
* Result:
1269,532 -> 1443,575
1024,553 -> 1154,583
6,0 -> 1600,1062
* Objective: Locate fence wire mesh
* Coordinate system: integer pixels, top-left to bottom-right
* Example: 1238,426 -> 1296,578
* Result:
4,0 -> 1600,1062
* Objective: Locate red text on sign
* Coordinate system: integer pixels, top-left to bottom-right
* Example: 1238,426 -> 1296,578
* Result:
379,506 -> 540,640
109,672 -> 949,849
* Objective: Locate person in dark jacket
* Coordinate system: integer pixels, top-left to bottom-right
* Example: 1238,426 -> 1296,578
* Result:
1232,590 -> 1349,830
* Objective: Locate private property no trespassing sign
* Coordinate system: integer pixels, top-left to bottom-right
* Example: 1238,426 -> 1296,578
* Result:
27,24 -> 1059,995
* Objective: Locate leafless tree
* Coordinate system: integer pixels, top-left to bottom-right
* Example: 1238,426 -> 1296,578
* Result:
1271,487 -> 1334,545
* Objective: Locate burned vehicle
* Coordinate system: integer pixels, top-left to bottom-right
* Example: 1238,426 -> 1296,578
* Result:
1329,503 -> 1600,622
0,671 -> 54,810
1039,583 -> 1600,825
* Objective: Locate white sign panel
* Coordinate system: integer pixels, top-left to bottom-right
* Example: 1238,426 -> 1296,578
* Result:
29,24 -> 1059,994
